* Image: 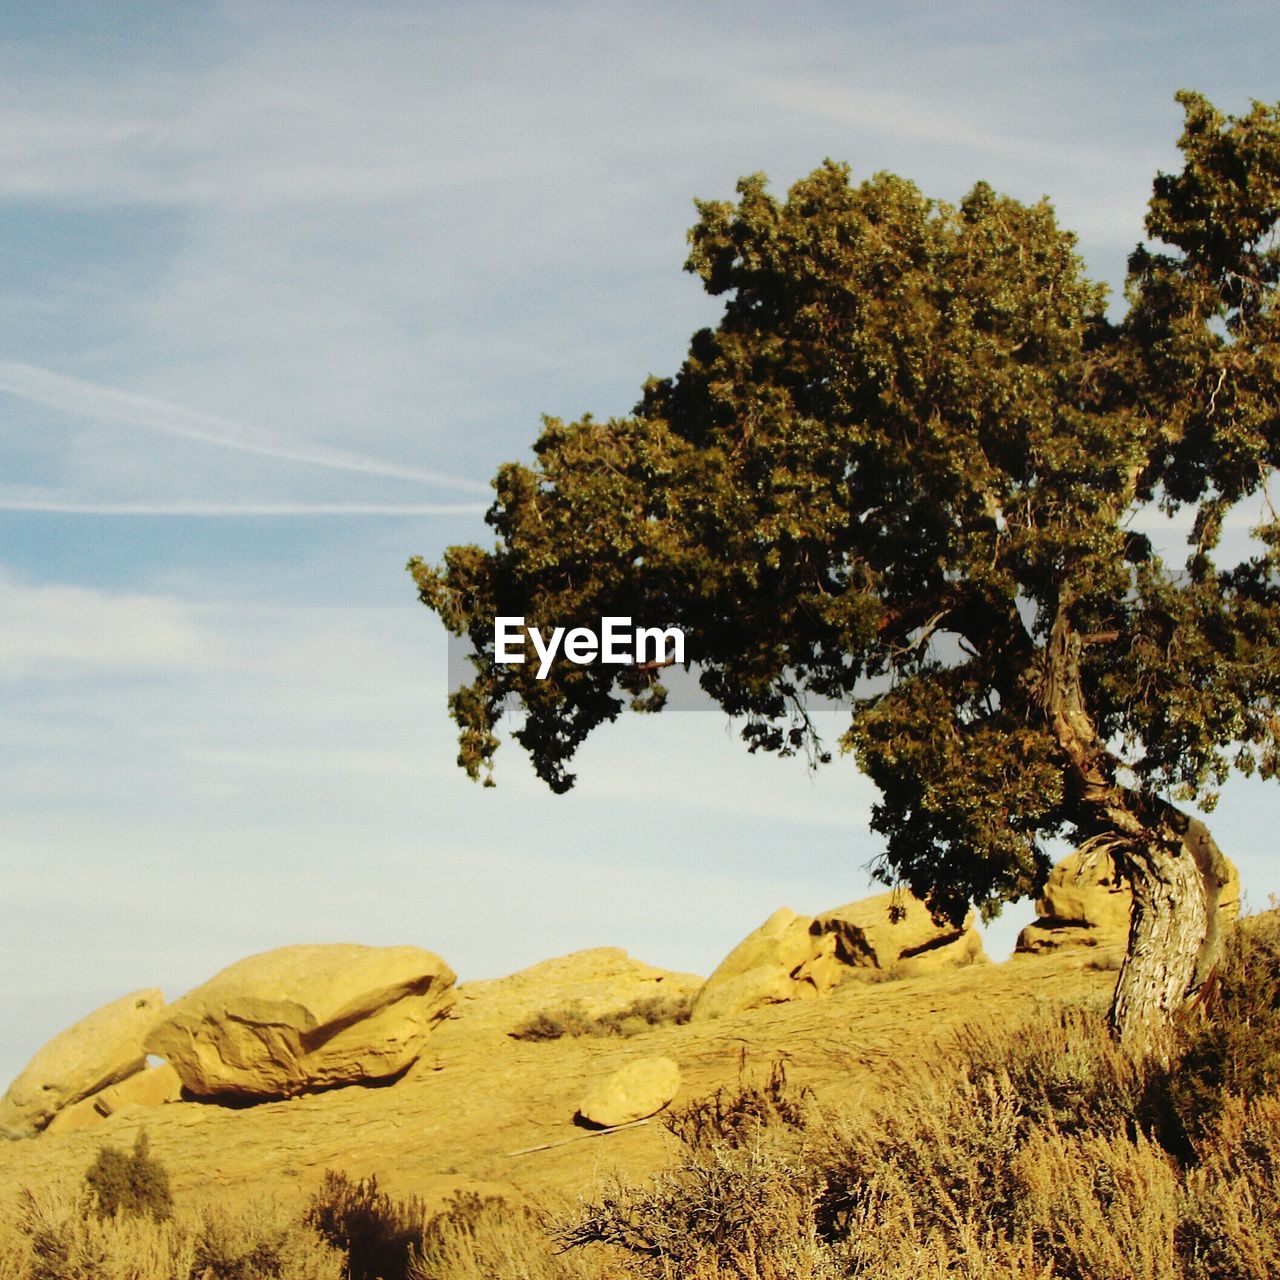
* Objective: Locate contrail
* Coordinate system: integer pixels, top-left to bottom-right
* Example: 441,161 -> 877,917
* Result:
0,495 -> 487,516
0,361 -> 491,495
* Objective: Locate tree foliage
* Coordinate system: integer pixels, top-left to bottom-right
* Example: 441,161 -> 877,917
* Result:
411,93 -> 1280,948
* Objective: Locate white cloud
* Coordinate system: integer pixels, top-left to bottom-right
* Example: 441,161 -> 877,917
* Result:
753,82 -> 1055,162
0,571 -> 443,686
0,570 -> 206,678
0,4 -> 1178,510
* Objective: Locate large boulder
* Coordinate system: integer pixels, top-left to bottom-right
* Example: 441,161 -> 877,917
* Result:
0,989 -> 164,1136
691,909 -> 828,1022
144,944 -> 455,1099
810,892 -> 985,977
449,947 -> 702,1036
692,895 -> 984,1021
1015,850 -> 1241,956
577,1056 -> 681,1128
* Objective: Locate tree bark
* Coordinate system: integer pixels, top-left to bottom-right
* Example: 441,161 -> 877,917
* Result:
1110,812 -> 1231,1059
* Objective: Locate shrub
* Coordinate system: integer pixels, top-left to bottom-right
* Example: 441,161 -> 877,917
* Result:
1167,911 -> 1280,1142
4,1184 -> 341,1280
83,1131 -> 173,1222
557,1142 -> 832,1276
952,1004 -> 1176,1144
1177,1095 -> 1280,1279
304,1170 -> 426,1280
15,1184 -> 194,1280
509,1005 -> 598,1041
815,1067 -> 1026,1247
510,993 -> 693,1042
1012,1127 -> 1182,1280
412,1193 -> 597,1280
663,1058 -> 811,1153
191,1199 -> 343,1280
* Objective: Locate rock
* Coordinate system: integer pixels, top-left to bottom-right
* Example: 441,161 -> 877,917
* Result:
692,896 -> 985,1021
450,948 -> 702,1036
44,1064 -> 183,1136
810,892 -> 985,976
577,1056 -> 681,1128
691,909 -> 826,1021
0,989 -> 164,1136
1015,849 -> 1241,956
145,944 -> 455,1099
1042,849 -> 1132,931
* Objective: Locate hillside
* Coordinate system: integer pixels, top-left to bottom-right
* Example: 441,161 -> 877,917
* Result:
0,947 -> 1112,1214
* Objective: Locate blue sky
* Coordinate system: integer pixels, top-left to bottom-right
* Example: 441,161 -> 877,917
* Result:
3,0 -> 1279,1088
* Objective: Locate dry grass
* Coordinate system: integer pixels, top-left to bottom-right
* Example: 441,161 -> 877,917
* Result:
409,1198 -> 597,1280
0,1184 -> 342,1280
545,912 -> 1280,1280
509,993 -> 694,1042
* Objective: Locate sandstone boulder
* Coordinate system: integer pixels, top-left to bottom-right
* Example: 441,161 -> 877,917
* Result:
691,909 -> 826,1021
1015,849 -> 1241,956
577,1056 -> 681,1128
0,989 -> 163,1136
692,896 -> 984,1021
44,1063 -> 183,1136
810,892 -> 985,977
449,948 -> 702,1036
145,944 -> 455,1099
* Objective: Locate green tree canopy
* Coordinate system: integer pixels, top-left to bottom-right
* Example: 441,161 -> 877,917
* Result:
412,93 -> 1280,1047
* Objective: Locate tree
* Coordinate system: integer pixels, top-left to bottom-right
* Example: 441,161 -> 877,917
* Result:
410,93 -> 1280,1053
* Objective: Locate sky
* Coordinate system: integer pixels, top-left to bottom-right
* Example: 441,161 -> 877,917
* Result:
2,0 -> 1279,1090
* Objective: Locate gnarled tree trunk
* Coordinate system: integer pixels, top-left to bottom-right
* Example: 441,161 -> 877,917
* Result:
1110,812 -> 1231,1058
1040,600 -> 1232,1056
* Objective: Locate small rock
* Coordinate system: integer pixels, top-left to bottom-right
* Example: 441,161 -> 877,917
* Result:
577,1056 -> 681,1128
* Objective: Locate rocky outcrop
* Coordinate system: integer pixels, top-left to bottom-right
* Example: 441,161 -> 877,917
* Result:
690,909 -> 824,1022
44,1063 -> 183,1136
810,892 -> 986,978
0,989 -> 164,1136
1015,849 -> 1241,956
692,894 -> 985,1021
577,1056 -> 681,1128
449,948 -> 702,1035
144,944 -> 455,1100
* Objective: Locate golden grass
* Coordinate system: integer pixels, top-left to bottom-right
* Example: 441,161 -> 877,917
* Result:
0,1184 -> 343,1280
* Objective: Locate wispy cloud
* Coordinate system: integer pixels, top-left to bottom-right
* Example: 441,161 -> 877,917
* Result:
0,362 -> 489,494
0,569 -> 205,678
0,492 -> 486,516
